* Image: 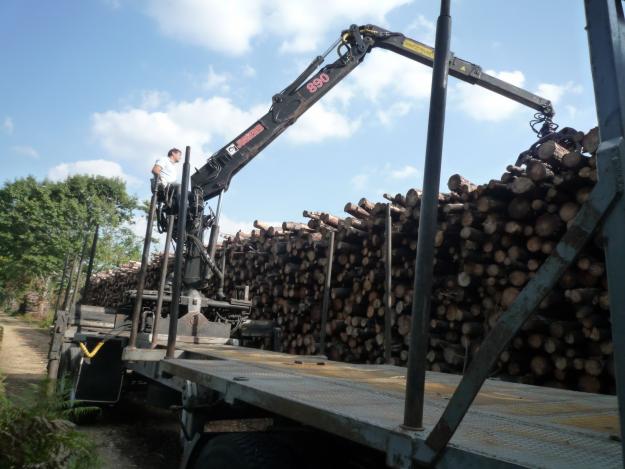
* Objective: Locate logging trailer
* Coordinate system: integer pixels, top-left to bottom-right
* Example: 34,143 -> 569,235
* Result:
46,1 -> 625,467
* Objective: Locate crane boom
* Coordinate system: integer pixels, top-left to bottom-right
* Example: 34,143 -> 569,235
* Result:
191,24 -> 554,201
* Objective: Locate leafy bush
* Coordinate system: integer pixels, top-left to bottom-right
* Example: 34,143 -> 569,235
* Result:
0,377 -> 101,469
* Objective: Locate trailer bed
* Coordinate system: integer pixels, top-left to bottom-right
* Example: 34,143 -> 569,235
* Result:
128,343 -> 621,468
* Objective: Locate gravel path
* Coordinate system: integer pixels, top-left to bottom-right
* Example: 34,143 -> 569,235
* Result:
0,311 -> 181,468
0,312 -> 49,396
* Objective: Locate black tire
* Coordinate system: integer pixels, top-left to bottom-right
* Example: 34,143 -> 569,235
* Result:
192,432 -> 298,469
57,344 -> 81,398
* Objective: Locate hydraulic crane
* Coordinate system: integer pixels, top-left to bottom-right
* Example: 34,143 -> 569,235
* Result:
48,2 -> 625,467
193,24 -> 554,203
152,24 -> 555,331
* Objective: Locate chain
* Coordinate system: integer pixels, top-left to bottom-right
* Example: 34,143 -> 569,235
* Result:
530,111 -> 559,138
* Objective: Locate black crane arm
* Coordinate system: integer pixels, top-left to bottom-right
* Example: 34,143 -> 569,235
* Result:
191,24 -> 554,201
364,24 -> 554,117
190,26 -> 370,200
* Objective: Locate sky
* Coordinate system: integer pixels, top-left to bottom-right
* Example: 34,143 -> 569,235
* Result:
0,0 -> 599,238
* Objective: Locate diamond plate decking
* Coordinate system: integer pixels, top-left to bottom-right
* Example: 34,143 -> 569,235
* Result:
154,344 -> 621,468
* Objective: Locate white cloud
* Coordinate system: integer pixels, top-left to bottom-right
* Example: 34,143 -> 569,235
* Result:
454,74 -> 583,122
219,215 -> 255,237
285,102 -> 361,144
219,215 -> 284,238
203,66 -> 230,91
91,96 -> 267,172
103,0 -> 121,8
377,101 -> 412,126
142,0 -> 411,55
351,173 -> 369,191
454,70 -> 526,122
12,145 -> 38,158
128,213 -> 148,239
124,212 -> 165,251
269,0 -> 412,54
47,159 -> 139,185
350,49 -> 433,102
565,105 -> 578,119
140,90 -> 170,110
242,65 -> 256,77
535,81 -> 583,104
350,163 -> 422,191
92,90 -> 359,186
3,117 -> 13,135
405,14 -> 436,44
145,0 -> 265,55
388,164 -> 419,180
323,83 -> 356,109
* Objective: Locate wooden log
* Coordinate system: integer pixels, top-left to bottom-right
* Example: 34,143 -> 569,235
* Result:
447,174 -> 477,194
508,197 -> 531,220
537,140 -> 569,162
358,198 -> 376,212
526,159 -> 554,182
405,188 -> 422,207
530,355 -> 553,377
558,202 -> 579,223
282,221 -> 312,232
582,127 -> 599,154
477,196 -> 506,213
344,202 -> 370,220
535,213 -> 563,238
509,177 -> 535,195
578,374 -> 601,393
561,151 -> 585,169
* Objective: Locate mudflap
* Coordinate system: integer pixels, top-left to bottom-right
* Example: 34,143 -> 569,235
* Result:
74,336 -> 125,403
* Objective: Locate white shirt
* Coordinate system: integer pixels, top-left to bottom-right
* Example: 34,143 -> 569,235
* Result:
154,156 -> 179,185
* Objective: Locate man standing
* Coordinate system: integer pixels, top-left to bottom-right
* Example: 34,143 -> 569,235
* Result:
152,148 -> 182,186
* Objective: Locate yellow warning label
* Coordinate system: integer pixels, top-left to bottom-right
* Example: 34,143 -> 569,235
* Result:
402,39 -> 434,59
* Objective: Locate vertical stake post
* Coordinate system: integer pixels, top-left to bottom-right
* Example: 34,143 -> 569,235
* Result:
69,233 -> 90,310
319,230 -> 335,356
384,203 -> 393,364
61,257 -> 77,311
82,224 -> 99,300
53,254 -> 70,317
403,0 -> 451,429
166,146 -> 191,359
218,241 -> 227,299
208,190 -> 224,259
128,188 -> 158,348
151,214 -> 174,348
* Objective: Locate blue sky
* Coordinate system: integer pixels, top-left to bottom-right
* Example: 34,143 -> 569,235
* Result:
0,1 -> 598,236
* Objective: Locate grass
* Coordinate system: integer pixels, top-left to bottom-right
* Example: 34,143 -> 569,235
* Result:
0,376 -> 102,469
8,308 -> 55,330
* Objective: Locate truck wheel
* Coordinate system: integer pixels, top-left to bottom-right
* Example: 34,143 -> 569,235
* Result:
192,432 -> 298,469
57,344 -> 81,398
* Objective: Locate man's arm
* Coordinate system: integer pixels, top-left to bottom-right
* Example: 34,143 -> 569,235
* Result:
152,164 -> 161,177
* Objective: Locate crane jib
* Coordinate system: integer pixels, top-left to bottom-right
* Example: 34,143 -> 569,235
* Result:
192,24 -> 554,201
226,123 -> 266,156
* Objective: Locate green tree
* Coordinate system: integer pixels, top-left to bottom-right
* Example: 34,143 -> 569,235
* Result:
93,226 -> 142,273
0,175 -> 139,309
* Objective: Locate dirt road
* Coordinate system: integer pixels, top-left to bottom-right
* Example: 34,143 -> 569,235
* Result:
0,312 -> 180,468
0,312 -> 50,396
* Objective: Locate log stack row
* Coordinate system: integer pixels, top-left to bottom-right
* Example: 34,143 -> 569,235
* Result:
84,126 -> 616,394
86,258 -> 167,307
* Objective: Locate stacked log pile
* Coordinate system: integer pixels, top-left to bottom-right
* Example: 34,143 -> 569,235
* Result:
20,290 -> 48,317
84,126 -> 616,394
86,257 -> 170,307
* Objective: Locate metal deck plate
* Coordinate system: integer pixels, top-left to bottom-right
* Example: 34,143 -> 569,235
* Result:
158,345 -> 621,468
